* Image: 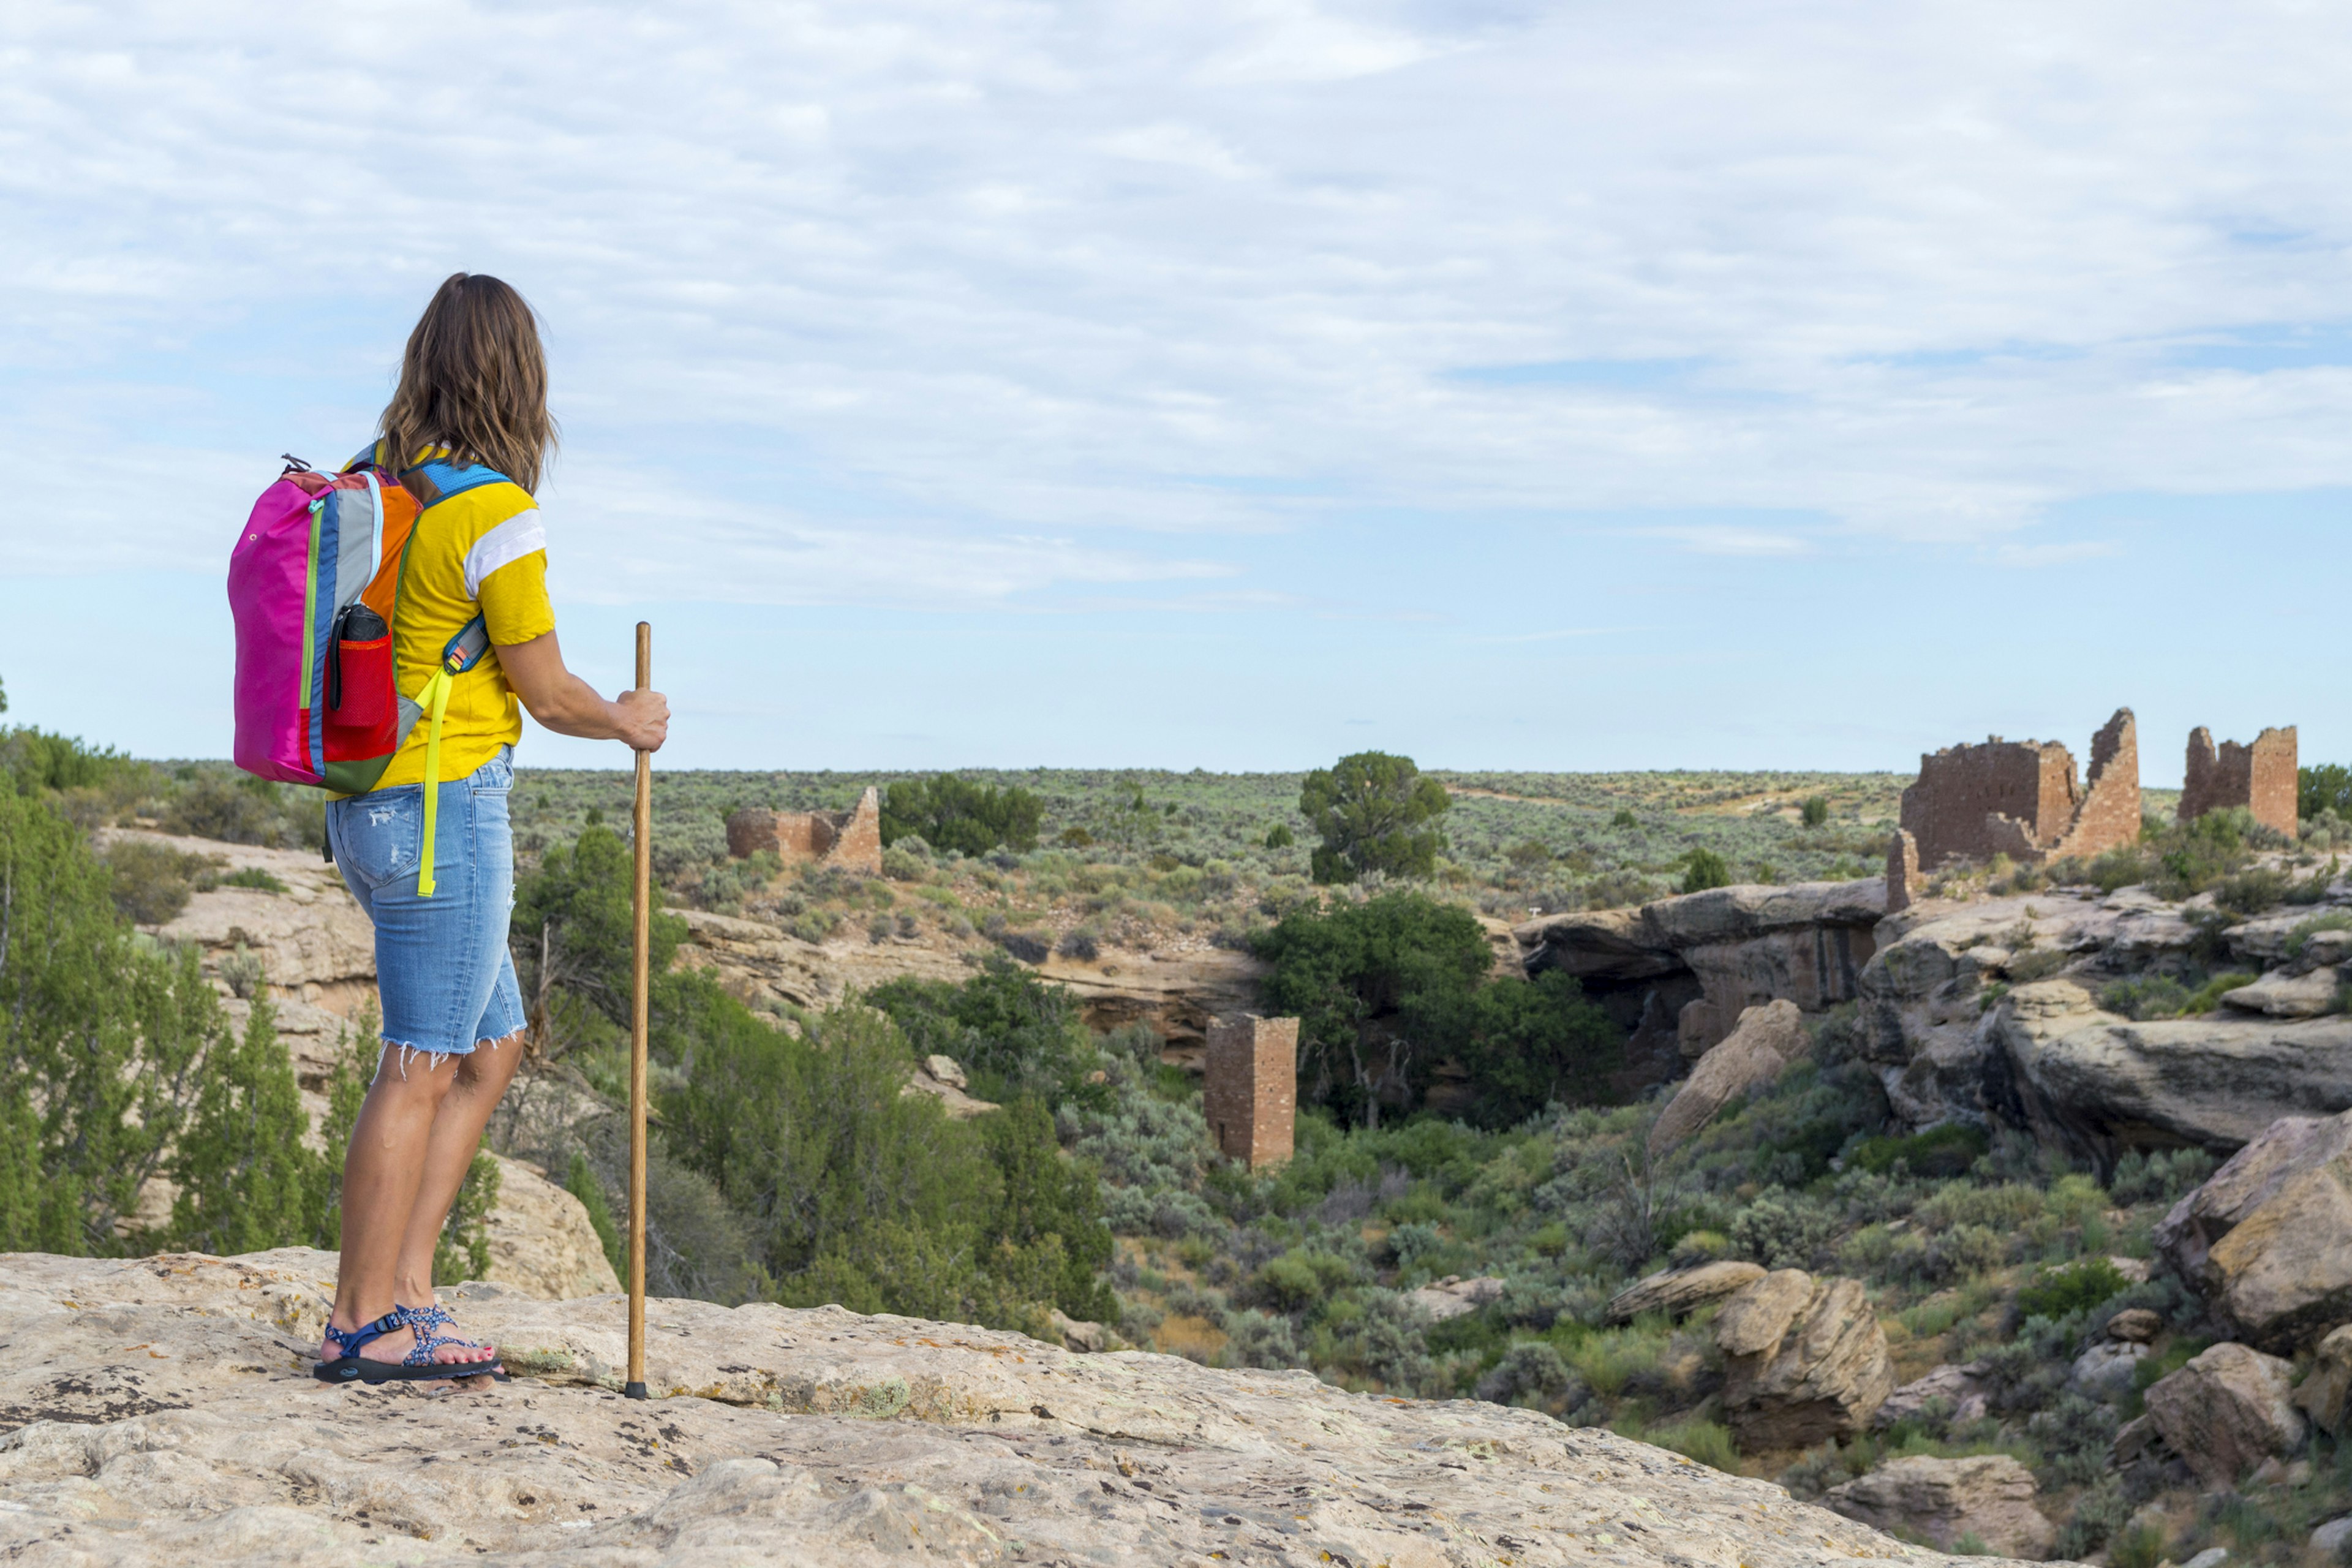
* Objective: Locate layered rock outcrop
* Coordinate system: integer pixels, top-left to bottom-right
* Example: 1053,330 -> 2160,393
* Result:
1825,1455 -> 2054,1559
671,908 -> 1268,1061
1856,884 -> 2352,1142
0,1249 -> 2019,1567
1515,880 -> 1884,1069
2155,1110 -> 2352,1352
483,1156 -> 624,1301
1608,1261 -> 1766,1323
1714,1270 -> 1893,1449
1997,982 -> 2352,1164
1648,1000 -> 1812,1158
2143,1342 -> 2304,1485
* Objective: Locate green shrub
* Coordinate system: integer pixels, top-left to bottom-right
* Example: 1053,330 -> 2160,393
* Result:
2005,947 -> 2071,982
2098,974 -> 2195,1020
2288,910 -> 2352,959
1639,1415 -> 1740,1472
160,772 -> 297,847
0,788 -> 233,1253
1477,1341 -> 1575,1406
99,838 -> 219,925
1850,1123 -> 1988,1178
1264,824 -> 1294,850
1729,1189 -> 1839,1270
2108,1147 -> 2217,1207
1252,892 -> 1491,1126
2016,1256 -> 2127,1321
219,865 -> 288,893
2214,867 -> 2288,916
1800,796 -> 1830,829
566,1150 -> 625,1276
867,953 -> 1091,1104
880,775 -> 1044,857
1680,849 -> 1732,894
2303,764 -> 2352,824
434,1152 -> 501,1285
2150,809 -> 2261,900
1218,1308 -> 1303,1369
2181,971 -> 2258,1014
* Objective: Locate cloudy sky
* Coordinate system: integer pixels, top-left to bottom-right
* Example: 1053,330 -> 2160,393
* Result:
2,1 -> 2345,777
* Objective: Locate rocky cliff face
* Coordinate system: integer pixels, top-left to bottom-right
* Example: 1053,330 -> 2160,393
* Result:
672,907 -> 1270,1064
0,1248 -> 2026,1567
1513,880 -> 1886,1091
1856,880 -> 2351,1153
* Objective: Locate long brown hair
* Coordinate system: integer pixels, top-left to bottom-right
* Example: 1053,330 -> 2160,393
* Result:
378,273 -> 557,493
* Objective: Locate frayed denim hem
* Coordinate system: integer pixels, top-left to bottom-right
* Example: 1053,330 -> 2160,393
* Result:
371,1028 -> 526,1082
374,1039 -> 469,1080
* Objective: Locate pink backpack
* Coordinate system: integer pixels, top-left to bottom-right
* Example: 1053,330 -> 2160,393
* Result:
228,451 -> 496,891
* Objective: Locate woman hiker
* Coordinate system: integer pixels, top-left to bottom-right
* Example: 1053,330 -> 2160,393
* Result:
315,273 -> 669,1384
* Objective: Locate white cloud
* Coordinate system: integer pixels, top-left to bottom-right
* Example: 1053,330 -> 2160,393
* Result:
3,0 -> 2352,606
1654,527 -> 1812,558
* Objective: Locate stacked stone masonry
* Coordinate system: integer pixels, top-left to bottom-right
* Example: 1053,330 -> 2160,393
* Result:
1898,707 -> 2141,870
2182,726 -> 2299,838
726,786 -> 883,876
1204,1014 -> 1298,1169
1887,829 -> 1922,914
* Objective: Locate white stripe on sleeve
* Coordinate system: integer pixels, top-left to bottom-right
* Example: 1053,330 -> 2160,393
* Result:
464,511 -> 548,598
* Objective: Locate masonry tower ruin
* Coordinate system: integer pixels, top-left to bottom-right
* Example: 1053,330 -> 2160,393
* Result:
1204,1015 -> 1298,1170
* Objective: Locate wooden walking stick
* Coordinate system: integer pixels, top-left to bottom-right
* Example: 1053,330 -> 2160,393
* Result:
625,620 -> 652,1401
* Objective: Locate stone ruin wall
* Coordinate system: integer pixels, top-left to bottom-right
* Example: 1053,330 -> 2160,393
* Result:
1886,829 -> 1922,913
2180,726 -> 2299,838
2042,707 -> 2141,861
1204,1014 -> 1298,1170
1898,708 -> 2141,870
726,786 -> 884,876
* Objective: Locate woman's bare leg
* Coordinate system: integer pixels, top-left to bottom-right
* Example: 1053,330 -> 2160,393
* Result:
323,1049 -> 498,1368
391,1030 -> 528,1308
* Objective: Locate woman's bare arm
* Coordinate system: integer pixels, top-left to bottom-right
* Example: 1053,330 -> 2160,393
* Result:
497,630 -> 668,751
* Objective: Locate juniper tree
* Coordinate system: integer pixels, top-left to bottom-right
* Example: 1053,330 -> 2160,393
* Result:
1297,751 -> 1450,884
170,992 -> 323,1256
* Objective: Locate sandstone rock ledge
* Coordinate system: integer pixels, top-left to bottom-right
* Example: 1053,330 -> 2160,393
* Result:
0,1250 -> 2022,1567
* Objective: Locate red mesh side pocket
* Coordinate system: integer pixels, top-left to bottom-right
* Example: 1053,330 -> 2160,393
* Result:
323,633 -> 396,763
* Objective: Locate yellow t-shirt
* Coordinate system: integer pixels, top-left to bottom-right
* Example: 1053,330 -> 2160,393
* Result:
374,460 -> 557,789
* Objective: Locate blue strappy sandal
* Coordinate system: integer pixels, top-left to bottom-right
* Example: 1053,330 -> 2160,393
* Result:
314,1308 -> 508,1384
394,1302 -> 510,1382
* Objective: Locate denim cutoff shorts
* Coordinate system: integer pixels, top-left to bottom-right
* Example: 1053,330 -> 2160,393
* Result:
328,747 -> 525,1059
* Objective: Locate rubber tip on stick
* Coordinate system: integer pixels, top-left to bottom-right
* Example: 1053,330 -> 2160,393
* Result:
624,1381 -> 649,1400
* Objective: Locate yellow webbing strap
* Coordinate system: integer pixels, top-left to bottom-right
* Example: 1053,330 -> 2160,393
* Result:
414,666 -> 455,897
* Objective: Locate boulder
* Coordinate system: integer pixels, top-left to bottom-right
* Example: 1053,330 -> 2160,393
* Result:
2143,1342 -> 2305,1485
1872,1362 -> 1986,1430
1648,1001 -> 1812,1158
0,1248 -> 1989,1568
1715,1271 -> 1894,1449
1403,1275 -> 1506,1322
2155,1110 -> 2352,1351
2222,968 -> 2343,1019
1824,1455 -> 2055,1559
482,1155 -> 622,1300
2294,1324 -> 2352,1435
2070,1340 -> 2148,1401
1047,1310 -> 1124,1353
2312,1517 -> 2352,1558
1608,1261 -> 1767,1324
2108,1307 -> 2162,1343
1996,981 -> 2352,1163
